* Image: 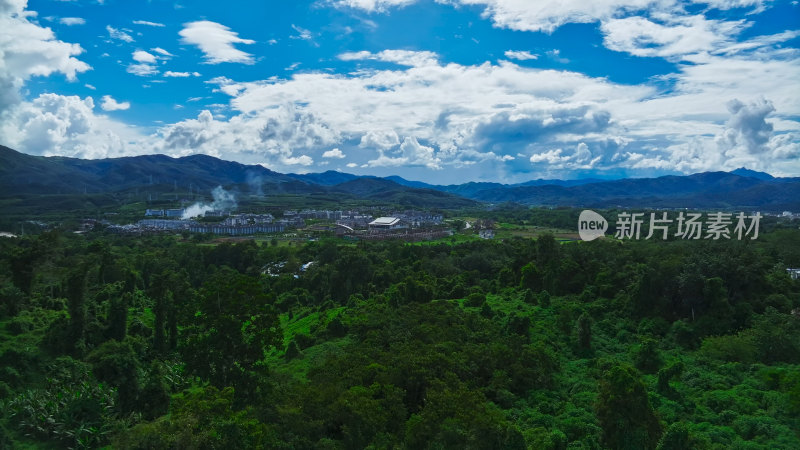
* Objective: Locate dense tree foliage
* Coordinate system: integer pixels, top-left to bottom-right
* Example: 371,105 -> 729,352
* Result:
0,222 -> 798,448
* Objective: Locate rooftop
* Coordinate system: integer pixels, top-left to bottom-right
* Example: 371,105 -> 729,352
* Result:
369,217 -> 401,226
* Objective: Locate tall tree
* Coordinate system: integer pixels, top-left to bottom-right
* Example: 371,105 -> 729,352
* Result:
108,292 -> 129,341
577,312 -> 592,351
66,266 -> 88,353
181,268 -> 282,399
596,364 -> 662,450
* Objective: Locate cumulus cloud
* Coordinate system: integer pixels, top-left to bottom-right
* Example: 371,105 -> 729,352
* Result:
717,98 -> 774,155
529,142 -> 600,169
283,154 -> 314,166
126,50 -> 160,76
258,104 -> 341,155
0,0 -> 90,113
132,50 -> 157,63
399,136 -> 441,169
473,106 -> 612,151
529,148 -> 570,164
152,103 -> 339,171
160,109 -> 219,150
3,0 -> 797,182
366,137 -> 441,169
100,95 -> 130,111
0,93 -> 144,159
322,148 -> 346,158
359,130 -> 401,150
179,21 -> 255,64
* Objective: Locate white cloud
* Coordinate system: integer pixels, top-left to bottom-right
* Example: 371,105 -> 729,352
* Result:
179,21 -> 255,64
399,136 -> 441,169
530,148 -> 569,164
332,0 -> 416,12
133,20 -> 165,27
85,83 -> 96,90
126,50 -> 161,76
359,130 -> 400,150
106,25 -> 134,43
322,148 -> 346,158
291,24 -> 314,41
339,49 -> 438,67
126,63 -> 157,76
163,71 -> 200,77
716,98 -> 774,155
0,0 -> 90,113
132,50 -> 157,63
152,104 -> 339,171
59,17 -> 85,26
336,0 -> 770,36
337,0 -> 673,32
283,154 -> 314,166
504,50 -> 538,60
1,93 -> 144,159
100,95 -> 130,111
2,0 -> 797,182
529,142 -> 599,169
151,47 -> 174,57
601,15 -> 747,60
365,137 -> 441,169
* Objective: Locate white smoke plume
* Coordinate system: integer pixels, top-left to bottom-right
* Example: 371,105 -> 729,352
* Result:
182,186 -> 237,219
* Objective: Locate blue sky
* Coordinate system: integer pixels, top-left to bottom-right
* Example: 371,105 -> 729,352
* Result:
1,0 -> 798,183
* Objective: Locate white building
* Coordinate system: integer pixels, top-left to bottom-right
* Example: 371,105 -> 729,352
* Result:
369,217 -> 405,230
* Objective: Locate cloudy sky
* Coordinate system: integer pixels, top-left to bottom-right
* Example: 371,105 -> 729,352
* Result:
1,0 -> 798,183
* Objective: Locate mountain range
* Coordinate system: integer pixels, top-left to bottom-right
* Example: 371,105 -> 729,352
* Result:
2,145 -> 799,211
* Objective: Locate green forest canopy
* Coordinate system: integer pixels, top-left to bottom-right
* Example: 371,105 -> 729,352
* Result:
0,220 -> 799,449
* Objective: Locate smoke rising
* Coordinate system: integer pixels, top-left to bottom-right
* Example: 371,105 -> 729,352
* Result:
182,186 -> 237,219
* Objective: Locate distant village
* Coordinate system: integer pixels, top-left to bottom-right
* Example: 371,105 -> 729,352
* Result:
102,207 -> 464,241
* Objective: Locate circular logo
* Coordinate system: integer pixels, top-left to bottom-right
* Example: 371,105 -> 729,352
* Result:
578,210 -> 607,241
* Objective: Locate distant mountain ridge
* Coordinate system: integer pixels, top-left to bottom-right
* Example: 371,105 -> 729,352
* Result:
1,145 -> 798,210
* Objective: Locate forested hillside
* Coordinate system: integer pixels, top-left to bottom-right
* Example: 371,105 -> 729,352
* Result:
0,225 -> 799,448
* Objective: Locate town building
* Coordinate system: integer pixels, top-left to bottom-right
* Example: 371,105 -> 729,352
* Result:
369,217 -> 406,230
479,229 -> 495,239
